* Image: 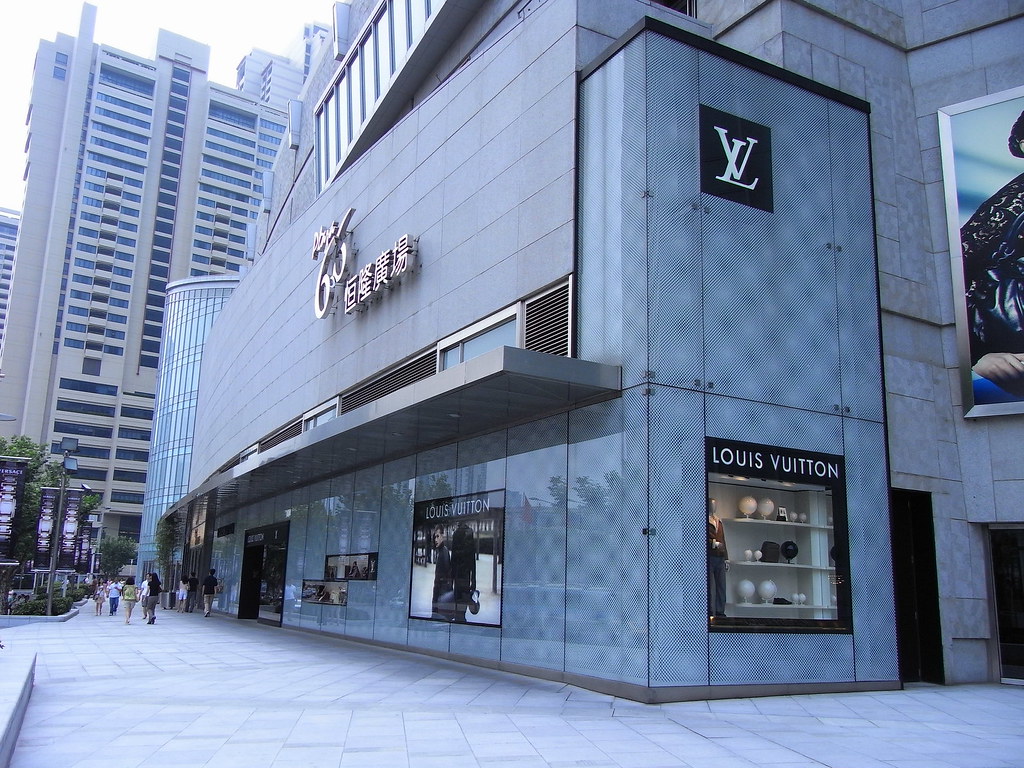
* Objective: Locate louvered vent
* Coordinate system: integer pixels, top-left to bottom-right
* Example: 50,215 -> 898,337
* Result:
524,282 -> 570,356
258,420 -> 302,452
340,352 -> 437,414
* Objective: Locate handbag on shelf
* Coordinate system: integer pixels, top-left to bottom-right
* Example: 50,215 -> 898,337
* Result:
759,540 -> 780,563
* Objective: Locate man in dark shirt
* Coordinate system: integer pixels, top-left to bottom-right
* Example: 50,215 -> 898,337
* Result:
201,568 -> 219,617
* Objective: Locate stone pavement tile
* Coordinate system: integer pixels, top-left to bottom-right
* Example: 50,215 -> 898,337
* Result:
467,737 -> 541,759
143,748 -> 224,766
272,744 -> 347,766
338,747 -> 409,766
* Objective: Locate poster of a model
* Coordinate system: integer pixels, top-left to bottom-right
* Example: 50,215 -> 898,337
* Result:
301,579 -> 347,605
410,489 -> 503,626
325,552 -> 378,580
940,86 -> 1024,415
35,488 -> 58,567
57,489 -> 82,571
0,457 -> 28,562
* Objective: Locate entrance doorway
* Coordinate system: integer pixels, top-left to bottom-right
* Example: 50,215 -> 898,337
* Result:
238,522 -> 289,626
890,489 -> 944,683
990,528 -> 1024,681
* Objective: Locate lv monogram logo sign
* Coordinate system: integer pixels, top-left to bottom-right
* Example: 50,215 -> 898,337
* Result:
713,126 -> 760,190
700,105 -> 773,212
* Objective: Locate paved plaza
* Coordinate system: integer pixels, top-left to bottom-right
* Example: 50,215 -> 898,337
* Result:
2,605 -> 1022,767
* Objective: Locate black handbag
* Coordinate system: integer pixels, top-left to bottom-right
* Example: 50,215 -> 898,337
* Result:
760,540 -> 780,563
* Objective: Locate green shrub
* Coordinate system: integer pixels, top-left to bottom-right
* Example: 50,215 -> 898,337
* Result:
11,596 -> 75,615
12,599 -> 46,615
52,597 -> 73,614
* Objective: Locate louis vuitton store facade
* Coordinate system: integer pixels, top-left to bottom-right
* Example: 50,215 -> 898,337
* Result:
167,5 -> 897,701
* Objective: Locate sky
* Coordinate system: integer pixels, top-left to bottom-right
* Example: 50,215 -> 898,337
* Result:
0,0 -> 335,212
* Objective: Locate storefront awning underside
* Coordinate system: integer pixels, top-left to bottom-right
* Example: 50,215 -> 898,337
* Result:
168,347 -> 621,518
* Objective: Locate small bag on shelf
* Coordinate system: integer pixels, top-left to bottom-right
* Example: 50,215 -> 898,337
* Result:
759,540 -> 780,563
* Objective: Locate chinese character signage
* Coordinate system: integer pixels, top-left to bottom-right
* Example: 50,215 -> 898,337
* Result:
0,457 -> 28,562
311,208 -> 417,318
940,86 -> 1024,416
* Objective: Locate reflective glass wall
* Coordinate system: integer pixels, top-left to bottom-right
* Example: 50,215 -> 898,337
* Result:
140,276 -> 238,570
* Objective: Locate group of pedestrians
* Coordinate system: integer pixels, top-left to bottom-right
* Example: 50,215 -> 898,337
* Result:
90,569 -> 220,624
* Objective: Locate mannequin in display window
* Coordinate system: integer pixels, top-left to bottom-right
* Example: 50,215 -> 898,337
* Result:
707,497 -> 729,619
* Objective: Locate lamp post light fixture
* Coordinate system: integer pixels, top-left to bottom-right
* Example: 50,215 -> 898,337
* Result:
44,437 -> 78,616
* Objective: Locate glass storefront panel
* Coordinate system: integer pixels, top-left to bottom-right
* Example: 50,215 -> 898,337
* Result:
503,414 -> 568,670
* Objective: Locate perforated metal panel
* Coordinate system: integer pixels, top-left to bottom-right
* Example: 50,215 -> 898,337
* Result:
577,37 -> 649,387
455,432 -> 507,496
710,632 -> 855,685
346,465 -> 383,640
832,103 -> 884,423
502,414 -> 568,671
646,33 -> 703,394
648,386 -> 712,686
565,398 -> 646,686
706,397 -> 845,457
697,52 -> 842,414
844,418 -> 898,681
281,486 -> 310,628
372,456 -> 415,646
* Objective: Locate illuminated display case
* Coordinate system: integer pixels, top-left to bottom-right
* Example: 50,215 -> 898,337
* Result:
706,438 -> 851,631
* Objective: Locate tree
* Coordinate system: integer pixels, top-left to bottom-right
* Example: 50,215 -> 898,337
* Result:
97,536 -> 138,577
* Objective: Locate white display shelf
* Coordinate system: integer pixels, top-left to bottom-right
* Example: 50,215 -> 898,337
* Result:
727,518 -> 831,532
727,560 -> 833,571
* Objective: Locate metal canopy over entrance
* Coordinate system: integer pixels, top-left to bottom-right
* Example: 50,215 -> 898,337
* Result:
168,347 -> 621,517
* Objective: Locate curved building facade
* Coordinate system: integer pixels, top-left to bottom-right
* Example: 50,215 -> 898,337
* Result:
140,276 -> 238,570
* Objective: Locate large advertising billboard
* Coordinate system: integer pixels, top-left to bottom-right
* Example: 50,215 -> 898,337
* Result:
410,490 -> 503,626
940,86 -> 1024,416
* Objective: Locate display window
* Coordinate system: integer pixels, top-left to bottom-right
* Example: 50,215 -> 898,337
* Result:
409,489 -> 504,627
706,438 -> 851,632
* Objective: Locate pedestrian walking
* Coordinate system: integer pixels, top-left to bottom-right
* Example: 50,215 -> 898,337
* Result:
186,572 -> 199,612
138,577 -> 150,621
145,573 -> 162,624
93,581 -> 106,616
121,577 -> 138,624
201,568 -> 218,617
176,579 -> 188,612
107,579 -> 121,616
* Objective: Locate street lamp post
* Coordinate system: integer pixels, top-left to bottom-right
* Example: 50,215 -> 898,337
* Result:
44,437 -> 78,616
88,504 -> 110,577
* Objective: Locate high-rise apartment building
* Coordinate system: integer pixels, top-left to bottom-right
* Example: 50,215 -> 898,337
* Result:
0,3 -> 314,543
0,210 -> 18,355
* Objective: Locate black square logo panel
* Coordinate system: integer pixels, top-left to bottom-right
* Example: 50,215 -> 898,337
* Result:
699,105 -> 773,213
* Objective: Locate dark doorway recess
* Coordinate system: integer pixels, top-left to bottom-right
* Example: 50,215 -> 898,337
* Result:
238,522 -> 289,627
890,489 -> 944,684
990,528 -> 1024,681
